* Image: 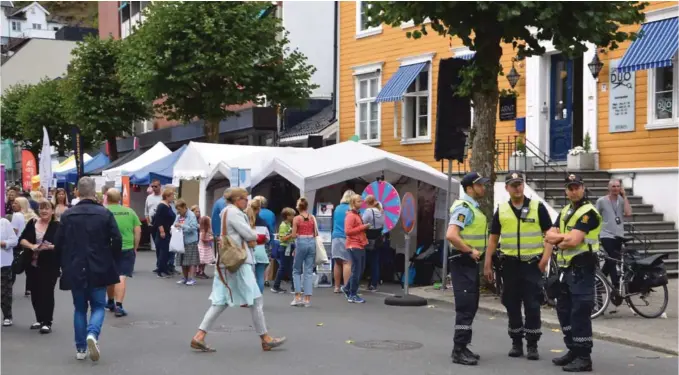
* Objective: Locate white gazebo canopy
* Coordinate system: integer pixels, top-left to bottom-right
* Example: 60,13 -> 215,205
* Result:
102,142 -> 171,182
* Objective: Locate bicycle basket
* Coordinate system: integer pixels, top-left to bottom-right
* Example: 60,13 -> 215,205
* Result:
629,255 -> 669,292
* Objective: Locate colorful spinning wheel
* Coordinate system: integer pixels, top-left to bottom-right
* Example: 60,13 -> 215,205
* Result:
360,181 -> 401,233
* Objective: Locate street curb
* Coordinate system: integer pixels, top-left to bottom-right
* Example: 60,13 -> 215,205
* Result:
377,288 -> 678,356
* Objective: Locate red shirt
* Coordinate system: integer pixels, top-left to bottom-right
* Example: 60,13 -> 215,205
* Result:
344,210 -> 368,249
294,214 -> 316,236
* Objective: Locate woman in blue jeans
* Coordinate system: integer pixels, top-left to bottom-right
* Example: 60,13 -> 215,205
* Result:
247,199 -> 270,293
290,197 -> 317,307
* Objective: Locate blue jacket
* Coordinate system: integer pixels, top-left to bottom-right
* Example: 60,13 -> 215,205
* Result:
174,210 -> 198,244
258,208 -> 276,244
211,197 -> 226,236
332,203 -> 350,239
55,199 -> 122,291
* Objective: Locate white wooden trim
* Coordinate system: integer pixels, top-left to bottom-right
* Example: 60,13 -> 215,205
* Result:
646,62 -> 679,130
644,5 -> 678,23
450,46 -> 471,56
351,61 -> 383,76
398,52 -> 436,66
399,65 -> 432,143
583,42 -> 599,154
354,72 -> 382,144
606,167 -> 678,173
355,0 -> 382,39
401,18 -> 431,29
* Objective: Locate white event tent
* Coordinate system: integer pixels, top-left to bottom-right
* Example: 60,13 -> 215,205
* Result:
102,142 -> 171,182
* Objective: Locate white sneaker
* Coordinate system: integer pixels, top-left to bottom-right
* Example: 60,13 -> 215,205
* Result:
76,350 -> 87,360
2,319 -> 12,326
86,334 -> 100,361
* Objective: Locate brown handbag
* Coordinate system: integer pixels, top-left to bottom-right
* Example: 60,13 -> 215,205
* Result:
216,208 -> 248,283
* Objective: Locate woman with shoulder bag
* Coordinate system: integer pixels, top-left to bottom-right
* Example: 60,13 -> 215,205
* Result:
19,199 -> 60,334
191,187 -> 285,352
362,195 -> 385,292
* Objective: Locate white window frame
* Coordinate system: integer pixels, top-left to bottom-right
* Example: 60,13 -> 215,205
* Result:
353,65 -> 382,146
646,60 -> 679,130
355,1 -> 382,39
11,21 -> 21,31
32,23 -> 41,30
398,53 -> 435,145
400,18 -> 431,30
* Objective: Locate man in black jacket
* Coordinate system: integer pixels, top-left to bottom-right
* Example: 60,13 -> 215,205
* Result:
55,176 -> 122,362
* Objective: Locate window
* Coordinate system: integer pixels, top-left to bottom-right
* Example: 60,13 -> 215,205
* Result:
402,69 -> 430,140
32,23 -> 42,30
356,1 -> 382,38
53,27 -> 59,31
355,73 -> 381,143
11,21 -> 21,31
647,60 -> 679,129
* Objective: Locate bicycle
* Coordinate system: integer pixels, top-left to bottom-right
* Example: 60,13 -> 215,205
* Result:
591,238 -> 669,319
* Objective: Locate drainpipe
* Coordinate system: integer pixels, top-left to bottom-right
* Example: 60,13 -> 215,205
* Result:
332,0 -> 339,143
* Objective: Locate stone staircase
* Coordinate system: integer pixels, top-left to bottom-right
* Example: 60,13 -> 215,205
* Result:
524,169 -> 678,277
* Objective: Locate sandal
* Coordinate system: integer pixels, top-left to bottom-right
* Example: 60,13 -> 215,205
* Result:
333,287 -> 341,293
261,336 -> 287,351
190,339 -> 216,352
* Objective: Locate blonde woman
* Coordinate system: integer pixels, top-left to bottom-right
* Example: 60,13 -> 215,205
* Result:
290,197 -> 317,307
362,195 -> 385,292
14,197 -> 35,296
344,194 -> 370,303
191,187 -> 285,352
51,188 -> 70,221
331,190 -> 354,293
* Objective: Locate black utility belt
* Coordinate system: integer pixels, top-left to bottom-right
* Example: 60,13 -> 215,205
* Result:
502,254 -> 541,263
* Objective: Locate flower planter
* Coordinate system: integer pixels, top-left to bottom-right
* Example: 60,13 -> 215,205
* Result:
567,153 -> 595,170
509,155 -> 535,171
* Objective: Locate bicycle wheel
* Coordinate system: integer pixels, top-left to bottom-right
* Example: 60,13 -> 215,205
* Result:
591,271 -> 610,320
627,284 -> 669,319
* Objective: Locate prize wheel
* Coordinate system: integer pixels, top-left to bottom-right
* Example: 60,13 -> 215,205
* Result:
360,181 -> 401,233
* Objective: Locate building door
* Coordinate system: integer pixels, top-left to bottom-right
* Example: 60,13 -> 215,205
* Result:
549,54 -> 574,161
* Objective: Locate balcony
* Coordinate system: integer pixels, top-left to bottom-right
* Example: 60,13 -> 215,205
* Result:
20,28 -> 56,39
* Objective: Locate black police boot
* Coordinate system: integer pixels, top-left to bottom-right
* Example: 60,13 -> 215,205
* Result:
552,350 -> 576,366
463,346 -> 481,360
452,345 -> 479,366
508,339 -> 523,358
563,356 -> 593,372
526,343 -> 539,361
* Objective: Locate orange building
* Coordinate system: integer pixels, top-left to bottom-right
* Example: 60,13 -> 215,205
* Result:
338,1 -> 678,223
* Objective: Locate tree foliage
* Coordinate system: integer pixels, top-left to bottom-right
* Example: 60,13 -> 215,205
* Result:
64,35 -> 152,161
117,1 -> 318,142
0,83 -> 33,147
367,1 -> 646,218
15,78 -> 75,157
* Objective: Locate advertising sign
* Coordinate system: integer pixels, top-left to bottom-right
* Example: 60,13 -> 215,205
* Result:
609,59 -> 635,133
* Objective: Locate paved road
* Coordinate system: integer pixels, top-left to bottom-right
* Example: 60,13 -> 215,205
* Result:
2,253 -> 677,375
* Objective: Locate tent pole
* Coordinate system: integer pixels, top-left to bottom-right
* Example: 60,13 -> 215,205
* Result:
441,159 -> 452,290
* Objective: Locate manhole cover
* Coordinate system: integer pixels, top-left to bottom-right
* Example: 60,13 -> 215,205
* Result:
211,325 -> 255,333
352,340 -> 423,351
112,320 -> 175,329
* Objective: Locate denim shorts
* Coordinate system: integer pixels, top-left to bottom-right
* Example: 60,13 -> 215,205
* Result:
117,250 -> 136,277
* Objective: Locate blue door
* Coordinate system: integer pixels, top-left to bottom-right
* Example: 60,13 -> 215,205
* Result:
549,54 -> 574,161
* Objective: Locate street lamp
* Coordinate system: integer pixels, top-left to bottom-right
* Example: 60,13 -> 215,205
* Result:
588,50 -> 604,81
507,61 -> 520,89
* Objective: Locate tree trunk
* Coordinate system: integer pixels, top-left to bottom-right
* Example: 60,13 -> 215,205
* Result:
204,118 -> 221,143
470,89 -> 498,221
107,134 -> 119,162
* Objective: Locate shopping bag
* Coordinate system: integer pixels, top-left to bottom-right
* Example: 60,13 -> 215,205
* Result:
169,227 -> 185,254
314,236 -> 328,265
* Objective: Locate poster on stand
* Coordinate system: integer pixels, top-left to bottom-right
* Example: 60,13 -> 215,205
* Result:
122,176 -> 131,207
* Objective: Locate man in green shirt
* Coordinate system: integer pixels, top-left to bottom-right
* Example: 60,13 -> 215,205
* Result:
105,188 -> 141,317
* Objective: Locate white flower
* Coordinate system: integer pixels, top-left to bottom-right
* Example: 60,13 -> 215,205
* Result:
511,150 -> 525,157
568,146 -> 588,156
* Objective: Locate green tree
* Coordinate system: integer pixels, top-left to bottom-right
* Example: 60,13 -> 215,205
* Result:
367,1 -> 646,218
0,83 -> 33,149
64,35 -> 152,161
16,78 -> 74,157
117,1 -> 318,143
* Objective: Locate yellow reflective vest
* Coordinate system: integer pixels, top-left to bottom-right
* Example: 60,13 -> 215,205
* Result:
450,200 -> 488,254
557,202 -> 602,268
499,199 -> 544,261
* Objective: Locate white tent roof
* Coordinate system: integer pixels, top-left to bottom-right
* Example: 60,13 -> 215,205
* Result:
174,142 -> 310,181
269,141 -> 457,193
53,154 -> 92,173
102,142 -> 171,181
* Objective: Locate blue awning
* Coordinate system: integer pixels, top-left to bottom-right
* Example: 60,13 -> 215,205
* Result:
617,17 -> 678,73
129,144 -> 187,185
55,153 -> 110,184
456,52 -> 475,61
375,62 -> 428,103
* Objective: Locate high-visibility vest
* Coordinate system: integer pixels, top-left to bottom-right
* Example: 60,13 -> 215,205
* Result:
449,200 -> 488,254
557,202 -> 602,268
499,199 -> 544,261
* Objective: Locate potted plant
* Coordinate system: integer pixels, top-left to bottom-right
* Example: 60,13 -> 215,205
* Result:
567,133 -> 595,170
509,136 -> 534,171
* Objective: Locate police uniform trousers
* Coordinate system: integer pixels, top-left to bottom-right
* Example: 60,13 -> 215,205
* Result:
501,257 -> 543,343
556,262 -> 595,357
450,257 -> 480,345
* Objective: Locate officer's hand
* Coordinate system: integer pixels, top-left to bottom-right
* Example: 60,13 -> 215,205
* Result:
538,258 -> 549,273
470,249 -> 481,261
483,262 -> 494,283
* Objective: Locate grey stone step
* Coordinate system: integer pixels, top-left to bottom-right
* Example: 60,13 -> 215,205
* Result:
626,239 -> 678,251
548,195 -> 644,206
625,221 -> 676,231
668,269 -> 678,277
553,204 -> 655,214
626,230 -> 679,240
643,249 -> 679,260
530,178 -> 613,188
663,259 -> 678,271
524,170 -> 611,180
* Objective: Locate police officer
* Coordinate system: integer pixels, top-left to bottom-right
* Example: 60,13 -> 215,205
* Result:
484,171 -> 553,360
544,174 -> 601,372
446,171 -> 489,366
